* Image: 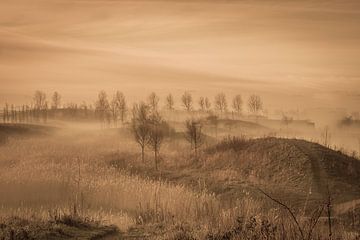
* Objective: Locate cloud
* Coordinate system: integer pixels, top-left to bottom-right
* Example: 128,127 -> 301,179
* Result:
0,0 -> 359,110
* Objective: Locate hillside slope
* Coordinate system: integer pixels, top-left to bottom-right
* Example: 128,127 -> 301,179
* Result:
204,137 -> 360,206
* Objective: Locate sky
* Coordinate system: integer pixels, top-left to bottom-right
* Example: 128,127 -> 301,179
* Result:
0,0 -> 359,112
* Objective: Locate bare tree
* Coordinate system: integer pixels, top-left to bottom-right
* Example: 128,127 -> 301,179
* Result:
50,91 -> 61,119
118,92 -> 127,123
51,91 -> 61,110
95,91 -> 110,127
147,112 -> 165,170
181,91 -> 193,112
248,94 -> 263,116
10,105 -> 15,123
33,91 -> 47,110
205,97 -> 211,112
25,105 -> 30,123
110,97 -> 119,127
3,103 -> 9,123
198,97 -> 205,111
232,94 -> 242,115
2,106 -> 5,123
184,119 -> 204,157
148,92 -> 159,113
214,93 -> 227,114
33,91 -> 47,122
131,102 -> 150,162
110,91 -> 127,126
165,93 -> 175,111
79,102 -> 89,119
43,102 -> 49,123
20,105 -> 25,123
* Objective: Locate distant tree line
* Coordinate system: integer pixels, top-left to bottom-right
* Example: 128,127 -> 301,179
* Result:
1,90 -> 264,126
1,91 -> 97,124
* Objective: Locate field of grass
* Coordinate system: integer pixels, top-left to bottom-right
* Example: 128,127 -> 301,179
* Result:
0,122 -> 359,239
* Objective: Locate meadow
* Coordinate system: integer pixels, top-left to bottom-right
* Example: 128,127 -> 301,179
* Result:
0,118 -> 359,239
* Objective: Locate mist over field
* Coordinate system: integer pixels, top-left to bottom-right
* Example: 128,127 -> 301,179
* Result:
0,1 -> 360,239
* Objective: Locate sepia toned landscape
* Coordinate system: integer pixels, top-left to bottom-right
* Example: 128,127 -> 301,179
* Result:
1,0 -> 360,239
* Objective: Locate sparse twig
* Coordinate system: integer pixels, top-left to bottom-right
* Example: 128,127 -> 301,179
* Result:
306,204 -> 325,240
258,188 -> 305,240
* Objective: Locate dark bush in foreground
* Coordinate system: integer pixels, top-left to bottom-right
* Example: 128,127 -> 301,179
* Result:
0,214 -> 117,240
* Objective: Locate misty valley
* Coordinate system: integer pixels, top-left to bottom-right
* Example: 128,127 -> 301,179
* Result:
0,90 -> 359,239
1,0 -> 360,239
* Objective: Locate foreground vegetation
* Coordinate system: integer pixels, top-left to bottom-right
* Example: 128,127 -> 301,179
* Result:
0,215 -> 117,240
0,122 -> 359,239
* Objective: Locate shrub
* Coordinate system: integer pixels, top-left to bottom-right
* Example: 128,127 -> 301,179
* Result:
206,136 -> 249,154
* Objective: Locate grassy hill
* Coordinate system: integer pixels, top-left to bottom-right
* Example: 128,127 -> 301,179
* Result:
119,136 -> 360,212
103,135 -> 360,238
203,137 -> 360,207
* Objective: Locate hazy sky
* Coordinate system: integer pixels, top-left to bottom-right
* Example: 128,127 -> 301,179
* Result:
1,0 -> 359,111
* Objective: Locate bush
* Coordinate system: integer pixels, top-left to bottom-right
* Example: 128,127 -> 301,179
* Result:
206,136 -> 249,154
107,152 -> 137,169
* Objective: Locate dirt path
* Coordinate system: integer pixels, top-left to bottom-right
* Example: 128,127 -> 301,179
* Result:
97,226 -> 154,240
292,140 -> 328,198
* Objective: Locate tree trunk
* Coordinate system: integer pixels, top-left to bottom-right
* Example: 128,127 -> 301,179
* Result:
215,124 -> 218,139
141,146 -> 145,163
154,149 -> 158,171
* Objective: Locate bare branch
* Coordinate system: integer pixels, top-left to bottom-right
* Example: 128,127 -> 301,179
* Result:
258,188 -> 305,240
307,204 -> 325,240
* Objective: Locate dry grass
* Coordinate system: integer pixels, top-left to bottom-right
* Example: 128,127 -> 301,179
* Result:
0,130 -> 261,237
0,127 -> 359,239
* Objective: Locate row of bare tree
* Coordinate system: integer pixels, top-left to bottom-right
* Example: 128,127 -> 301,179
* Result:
94,91 -> 127,127
168,92 -> 263,115
1,91 -> 96,124
1,91 -> 52,124
94,91 -> 263,125
2,90 -> 263,125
